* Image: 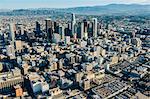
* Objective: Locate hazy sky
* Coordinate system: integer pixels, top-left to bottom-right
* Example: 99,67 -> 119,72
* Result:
0,0 -> 149,9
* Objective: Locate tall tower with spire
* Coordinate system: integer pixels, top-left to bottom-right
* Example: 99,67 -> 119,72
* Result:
92,18 -> 98,38
71,13 -> 76,37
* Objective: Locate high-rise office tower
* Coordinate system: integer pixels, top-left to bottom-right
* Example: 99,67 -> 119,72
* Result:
36,21 -> 41,33
6,45 -> 15,59
77,22 -> 84,39
54,21 -> 59,33
83,19 -> 87,33
0,31 -> 4,47
16,24 -> 24,35
68,23 -> 72,30
88,22 -> 93,37
45,19 -> 53,42
9,23 -> 17,54
53,33 -> 60,44
73,24 -> 78,41
72,13 -> 76,26
20,25 -> 24,35
9,23 -> 16,45
45,19 -> 53,33
80,23 -> 84,39
92,18 -> 98,38
48,28 -> 53,42
131,30 -> 137,38
71,13 -> 76,37
59,25 -> 65,41
83,20 -> 88,39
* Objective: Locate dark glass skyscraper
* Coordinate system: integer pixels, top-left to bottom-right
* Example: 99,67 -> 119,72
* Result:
36,21 -> 41,33
45,19 -> 53,42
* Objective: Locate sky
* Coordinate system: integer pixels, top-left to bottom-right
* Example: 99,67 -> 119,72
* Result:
0,0 -> 150,9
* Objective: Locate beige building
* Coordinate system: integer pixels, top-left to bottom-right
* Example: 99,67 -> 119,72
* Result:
15,40 -> 22,51
0,68 -> 24,91
75,72 -> 83,82
83,79 -> 90,91
49,87 -> 64,98
111,56 -> 119,65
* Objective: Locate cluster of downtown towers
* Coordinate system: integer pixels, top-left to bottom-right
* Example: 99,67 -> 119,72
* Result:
43,13 -> 98,43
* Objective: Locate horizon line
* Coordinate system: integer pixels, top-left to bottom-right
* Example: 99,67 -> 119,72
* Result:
0,3 -> 150,10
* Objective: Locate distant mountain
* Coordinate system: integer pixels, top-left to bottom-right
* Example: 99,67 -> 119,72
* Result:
0,4 -> 150,16
57,4 -> 150,15
0,9 -> 11,12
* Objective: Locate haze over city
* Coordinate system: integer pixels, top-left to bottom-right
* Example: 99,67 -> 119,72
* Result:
0,0 -> 150,9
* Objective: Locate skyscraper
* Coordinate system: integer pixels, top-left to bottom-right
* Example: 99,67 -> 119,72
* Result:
92,18 -> 98,38
54,21 -> 59,33
36,21 -> 41,33
0,31 -> 5,49
59,25 -> 65,41
72,13 -> 76,26
45,19 -> 53,42
45,19 -> 53,33
6,44 -> 15,59
71,13 -> 76,37
80,23 -> 84,39
83,19 -> 88,33
77,22 -> 84,39
20,25 -> 24,35
9,23 -> 16,45
83,19 -> 88,39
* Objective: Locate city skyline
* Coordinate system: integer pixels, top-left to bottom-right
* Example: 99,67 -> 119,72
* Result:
0,0 -> 150,9
0,0 -> 149,98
